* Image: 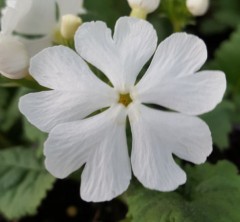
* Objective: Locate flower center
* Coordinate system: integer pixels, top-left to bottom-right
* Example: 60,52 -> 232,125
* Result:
118,93 -> 132,107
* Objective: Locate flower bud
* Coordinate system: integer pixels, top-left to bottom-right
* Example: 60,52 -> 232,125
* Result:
128,0 -> 160,19
0,36 -> 29,79
186,0 -> 209,16
60,14 -> 82,40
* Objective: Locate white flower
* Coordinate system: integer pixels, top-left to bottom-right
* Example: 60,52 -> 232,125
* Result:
127,0 -> 160,13
186,0 -> 209,16
1,0 -> 85,56
19,17 -> 226,202
0,0 -> 85,79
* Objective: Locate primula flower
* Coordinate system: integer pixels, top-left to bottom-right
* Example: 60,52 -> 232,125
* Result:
0,0 -> 85,79
19,17 -> 226,202
2,0 -> 85,55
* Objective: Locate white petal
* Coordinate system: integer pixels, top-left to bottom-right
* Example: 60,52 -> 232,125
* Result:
137,33 -> 207,89
75,17 -> 157,92
128,104 -> 212,191
56,0 -> 86,16
75,21 -> 118,88
113,17 -> 157,89
44,105 -> 131,202
18,35 -> 52,57
137,70 -> 226,115
127,0 -> 160,13
1,0 -> 32,35
29,45 -> 114,93
19,89 -> 116,132
14,0 -> 56,35
0,35 -> 29,79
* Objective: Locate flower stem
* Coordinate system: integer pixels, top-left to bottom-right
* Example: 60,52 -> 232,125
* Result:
130,8 -> 147,20
172,20 -> 182,32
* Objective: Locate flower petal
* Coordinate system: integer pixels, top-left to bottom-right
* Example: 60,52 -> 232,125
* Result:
18,35 -> 52,56
1,0 -> 32,35
136,70 -> 226,115
75,17 -> 157,92
75,20 -> 118,88
29,45 -> 114,92
113,17 -> 157,89
0,35 -> 29,79
14,0 -> 57,35
44,105 -> 131,202
19,89 -> 116,132
137,33 -> 207,87
128,103 -> 212,191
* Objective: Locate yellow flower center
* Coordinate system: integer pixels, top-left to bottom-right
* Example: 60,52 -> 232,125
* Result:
118,93 -> 132,107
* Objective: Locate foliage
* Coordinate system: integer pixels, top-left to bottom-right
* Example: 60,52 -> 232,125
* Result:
212,25 -> 240,95
1,0 -> 240,221
200,0 -> 240,35
0,147 -> 55,220
201,101 -> 234,149
125,161 -> 240,222
82,0 -> 129,28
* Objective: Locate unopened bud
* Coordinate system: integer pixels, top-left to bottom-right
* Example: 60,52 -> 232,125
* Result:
128,0 -> 160,19
60,14 -> 82,40
186,0 -> 209,16
0,36 -> 29,79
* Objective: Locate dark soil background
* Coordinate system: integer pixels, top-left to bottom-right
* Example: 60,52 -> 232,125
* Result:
0,179 -> 128,222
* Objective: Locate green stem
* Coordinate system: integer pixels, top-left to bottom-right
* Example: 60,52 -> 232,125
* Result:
172,20 -> 182,32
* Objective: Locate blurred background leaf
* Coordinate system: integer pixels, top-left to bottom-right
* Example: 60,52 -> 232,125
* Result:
125,161 -> 240,222
200,0 -> 240,35
201,101 -> 234,150
82,0 -> 129,28
0,147 -> 55,220
211,25 -> 240,97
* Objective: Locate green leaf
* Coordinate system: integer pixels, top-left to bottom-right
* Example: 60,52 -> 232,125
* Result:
201,101 -> 234,150
125,161 -> 240,222
212,25 -> 240,95
23,117 -> 47,144
82,0 -> 129,28
0,147 -> 55,220
0,89 -> 23,132
0,88 -> 10,126
0,0 -> 5,9
232,94 -> 240,123
0,76 -> 46,90
148,14 -> 172,42
200,0 -> 240,35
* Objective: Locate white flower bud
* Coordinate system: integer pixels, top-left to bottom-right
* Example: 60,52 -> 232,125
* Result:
127,0 -> 160,14
186,0 -> 209,16
60,14 -> 82,39
0,36 -> 29,79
